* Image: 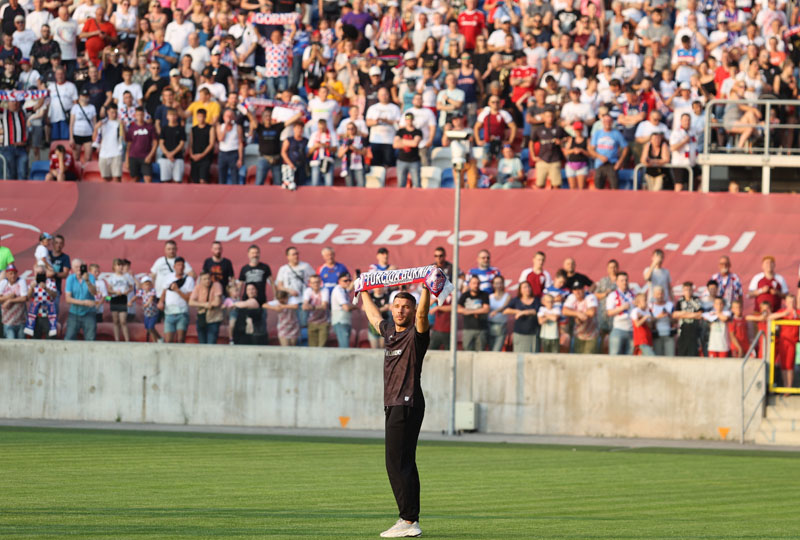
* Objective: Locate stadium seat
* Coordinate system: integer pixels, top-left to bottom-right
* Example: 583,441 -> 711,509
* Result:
385,167 -> 397,187
49,140 -> 70,153
81,161 -> 103,183
440,168 -> 454,188
618,169 -> 634,190
30,160 -> 49,181
365,165 -> 385,188
245,165 -> 257,185
421,166 -> 442,188
472,146 -> 486,167
243,144 -> 260,171
431,146 -> 452,170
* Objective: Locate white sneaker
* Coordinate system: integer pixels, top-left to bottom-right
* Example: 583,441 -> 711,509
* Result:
380,519 -> 422,538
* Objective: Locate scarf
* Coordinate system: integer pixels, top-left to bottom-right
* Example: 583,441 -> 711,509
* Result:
352,265 -> 454,305
0,89 -> 48,101
247,12 -> 300,25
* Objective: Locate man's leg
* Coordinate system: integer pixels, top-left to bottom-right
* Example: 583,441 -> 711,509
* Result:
82,313 -> 97,341
409,161 -> 421,188
271,162 -> 283,186
385,405 -> 425,523
396,160 -> 409,187
64,313 -> 79,341
255,157 -> 269,185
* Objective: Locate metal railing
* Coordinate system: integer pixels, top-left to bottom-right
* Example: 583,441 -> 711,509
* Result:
702,98 -> 800,156
740,330 -> 767,444
632,163 -> 694,191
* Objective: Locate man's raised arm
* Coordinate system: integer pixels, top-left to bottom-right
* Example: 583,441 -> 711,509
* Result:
416,287 -> 431,333
361,291 -> 384,330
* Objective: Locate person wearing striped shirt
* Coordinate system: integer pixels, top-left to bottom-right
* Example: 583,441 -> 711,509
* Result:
0,100 -> 28,180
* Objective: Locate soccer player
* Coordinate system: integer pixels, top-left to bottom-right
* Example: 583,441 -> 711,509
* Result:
361,284 -> 432,539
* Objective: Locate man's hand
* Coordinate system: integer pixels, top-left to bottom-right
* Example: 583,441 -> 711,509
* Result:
613,160 -> 622,171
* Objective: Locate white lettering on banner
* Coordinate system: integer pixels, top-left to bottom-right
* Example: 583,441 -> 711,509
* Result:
494,230 -> 552,247
731,231 -> 756,253
683,234 -> 730,256
415,230 -> 451,245
290,224 -> 338,244
99,223 -> 157,240
95,224 -> 757,256
547,231 -> 588,248
332,228 -> 372,244
586,232 -> 626,249
157,225 -> 216,241
215,227 -> 275,242
374,224 -> 415,245
624,233 -> 668,254
448,230 -> 488,246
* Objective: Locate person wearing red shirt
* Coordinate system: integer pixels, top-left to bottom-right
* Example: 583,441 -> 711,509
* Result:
520,251 -> 552,299
747,255 -> 788,312
457,0 -> 486,51
80,6 -> 117,67
728,299 -> 749,357
45,144 -> 78,181
509,54 -> 538,106
769,294 -> 799,392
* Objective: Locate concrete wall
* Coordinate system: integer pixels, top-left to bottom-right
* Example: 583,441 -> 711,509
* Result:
0,341 -> 765,441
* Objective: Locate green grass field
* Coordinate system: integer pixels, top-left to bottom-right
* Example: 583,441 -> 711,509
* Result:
1,427 -> 799,539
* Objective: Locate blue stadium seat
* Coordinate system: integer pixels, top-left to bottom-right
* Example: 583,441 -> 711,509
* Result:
30,160 -> 49,181
440,168 -> 454,188
618,169 -> 634,190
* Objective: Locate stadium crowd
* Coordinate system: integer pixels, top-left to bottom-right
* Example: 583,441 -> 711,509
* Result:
1,236 -> 799,384
0,0 -> 796,188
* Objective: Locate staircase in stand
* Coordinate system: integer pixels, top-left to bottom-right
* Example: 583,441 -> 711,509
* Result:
753,395 -> 800,445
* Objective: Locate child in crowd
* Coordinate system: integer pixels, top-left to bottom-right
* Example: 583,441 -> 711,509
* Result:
266,290 -> 301,346
703,297 -> 731,357
493,144 -> 524,189
129,276 -> 159,343
537,293 -> 561,353
630,293 -> 654,355
728,299 -> 749,357
545,269 -> 570,349
746,300 -> 772,358
90,263 -> 108,323
24,263 -> 57,337
768,294 -> 799,391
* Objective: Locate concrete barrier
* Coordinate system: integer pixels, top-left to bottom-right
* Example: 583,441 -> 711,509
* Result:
0,341 -> 764,441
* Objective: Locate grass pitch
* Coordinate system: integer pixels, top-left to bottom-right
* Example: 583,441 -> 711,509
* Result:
1,427 -> 798,539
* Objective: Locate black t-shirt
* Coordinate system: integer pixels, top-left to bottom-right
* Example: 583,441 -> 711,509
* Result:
256,121 -> 285,157
531,125 -> 567,163
82,80 -> 105,112
377,46 -> 404,71
30,40 -> 60,73
396,127 -> 422,162
143,77 -> 169,118
48,251 -> 71,293
191,124 -> 211,154
102,63 -> 123,93
380,318 -> 429,407
362,78 -> 391,110
508,296 -> 541,335
567,272 -> 593,289
239,262 -> 272,305
212,64 -> 233,87
160,124 -> 186,153
202,256 -> 234,293
677,297 -> 702,329
458,290 -> 490,330
419,52 -> 441,73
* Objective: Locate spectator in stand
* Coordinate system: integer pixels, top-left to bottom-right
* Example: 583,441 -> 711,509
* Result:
80,6 -> 117,67
458,275 -> 490,351
281,122 -> 308,189
728,299 -> 749,358
0,263 -> 27,339
216,107 -> 244,185
64,258 -> 97,341
47,67 -> 77,141
47,234 -> 69,315
93,104 -> 124,182
0,241 -> 13,281
669,112 -> 698,191
45,144 -> 78,181
252,108 -> 286,186
563,258 -> 593,290
365,87 -> 401,167
317,247 -> 348,294
643,249 -> 673,302
673,281 -> 703,356
330,271 -> 355,348
150,240 -> 195,303
606,271 -> 635,355
630,293 -> 656,356
589,111 -> 629,189
563,121 -> 591,189
276,246 -> 315,308
238,244 -> 274,335
337,121 -> 367,187
711,255 -> 743,309
106,258 -> 132,342
266,290 -> 301,346
188,108 -> 216,184
157,256 -> 194,344
768,294 -> 799,391
13,15 -> 35,60
466,249 -> 501,294
0,100 -> 29,180
748,255 -> 788,313
50,7 -> 77,76
25,262 -> 57,339
129,275 -> 159,342
201,241 -> 234,294
157,107 -> 186,183
188,272 -> 223,345
143,29 -> 177,78
503,281 -> 540,353
429,291 -> 453,351
640,131 -> 671,191
537,293 -> 561,353
69,89 -> 96,164
261,26 -> 294,98
308,118 -> 337,187
530,108 -> 567,189
125,107 -> 157,182
231,283 -> 264,346
650,286 -> 675,356
703,296 -> 732,357
488,275 -> 510,351
394,112 -> 423,188
302,274 -> 330,348
562,281 -> 599,354
0,0 -> 26,38
474,94 -> 516,162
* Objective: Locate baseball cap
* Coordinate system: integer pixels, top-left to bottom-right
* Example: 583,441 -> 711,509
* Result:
80,88 -> 89,96
369,66 -> 381,76
140,276 -> 152,283
14,15 -> 24,22
499,15 -> 511,23
602,58 -> 614,66
19,58 -> 29,65
403,51 -> 416,61
570,280 -> 584,290
572,120 -> 584,131
680,81 -> 691,90
5,263 -> 17,272
387,0 -> 399,6
211,46 -> 221,55
39,232 -> 52,241
169,68 -> 180,77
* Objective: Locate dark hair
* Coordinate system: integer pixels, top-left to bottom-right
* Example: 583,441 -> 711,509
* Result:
248,244 -> 260,251
653,248 -> 664,257
535,251 -> 545,258
174,256 -> 185,264
434,246 -> 446,255
394,291 -> 416,307
682,281 -> 694,288
706,280 -> 718,288
338,271 -> 351,281
377,247 -> 389,255
285,245 -> 298,255
555,269 -> 568,279
617,271 -> 628,279
106,103 -> 117,110
55,234 -> 64,242
135,106 -> 144,113
165,240 -> 177,247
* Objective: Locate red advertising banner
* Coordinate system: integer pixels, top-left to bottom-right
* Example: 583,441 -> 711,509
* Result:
1,183 -> 799,294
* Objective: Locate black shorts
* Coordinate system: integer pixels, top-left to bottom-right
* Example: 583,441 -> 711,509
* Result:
129,157 -> 153,179
191,157 -> 211,183
110,295 -> 127,312
74,135 -> 92,145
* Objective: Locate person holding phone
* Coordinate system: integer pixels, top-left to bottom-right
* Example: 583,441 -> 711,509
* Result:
64,258 -> 98,341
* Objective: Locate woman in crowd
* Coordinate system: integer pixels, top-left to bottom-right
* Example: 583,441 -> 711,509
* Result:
189,272 -> 223,344
504,281 -> 540,353
488,275 -> 510,351
106,258 -> 132,342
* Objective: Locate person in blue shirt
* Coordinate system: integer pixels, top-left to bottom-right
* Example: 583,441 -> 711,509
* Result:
589,112 -> 629,189
317,246 -> 349,294
143,29 -> 177,78
466,249 -> 501,294
64,258 -> 98,341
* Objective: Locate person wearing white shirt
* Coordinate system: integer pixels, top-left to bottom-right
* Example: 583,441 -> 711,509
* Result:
307,85 -> 340,134
670,112 -> 698,190
336,105 -> 368,139
112,70 -> 143,106
487,17 -> 523,50
164,9 -> 194,52
25,0 -> 51,39
230,22 -> 258,69
275,247 -> 315,305
149,241 -> 195,298
181,32 -> 211,74
50,6 -> 77,61
47,67 -> 77,139
605,272 -> 635,355
330,272 -> 355,348
71,0 -> 96,27
12,17 -> 35,58
365,87 -> 401,166
649,285 -> 675,356
157,258 -> 195,344
69,90 -> 96,163
94,105 -> 124,182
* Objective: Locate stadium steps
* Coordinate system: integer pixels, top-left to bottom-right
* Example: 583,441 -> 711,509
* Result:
752,396 -> 800,445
